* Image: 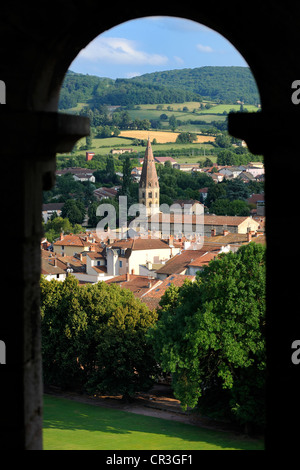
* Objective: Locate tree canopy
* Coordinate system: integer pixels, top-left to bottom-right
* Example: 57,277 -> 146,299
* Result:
148,243 -> 266,431
41,276 -> 158,399
59,66 -> 260,110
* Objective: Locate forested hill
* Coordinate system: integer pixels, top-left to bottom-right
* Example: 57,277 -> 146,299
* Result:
132,67 -> 260,104
59,66 -> 260,109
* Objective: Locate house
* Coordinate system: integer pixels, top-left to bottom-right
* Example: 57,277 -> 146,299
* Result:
42,203 -> 64,223
247,193 -> 265,216
204,215 -> 260,236
93,186 -> 120,200
219,166 -> 243,179
53,232 -> 98,257
140,274 -> 196,310
237,171 -> 255,183
106,237 -> 180,276
86,152 -> 95,161
131,167 -> 142,182
154,156 -> 177,166
56,167 -> 96,183
41,253 -> 66,281
104,273 -> 160,299
207,172 -> 224,182
148,213 -> 259,237
111,148 -> 135,155
245,166 -> 264,178
83,249 -> 108,282
155,246 -> 219,280
173,163 -> 201,172
40,251 -> 86,281
186,251 -> 219,275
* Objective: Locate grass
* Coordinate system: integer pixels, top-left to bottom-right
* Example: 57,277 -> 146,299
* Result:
43,395 -> 264,450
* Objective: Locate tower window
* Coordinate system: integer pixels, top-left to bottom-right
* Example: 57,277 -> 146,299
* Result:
148,191 -> 152,198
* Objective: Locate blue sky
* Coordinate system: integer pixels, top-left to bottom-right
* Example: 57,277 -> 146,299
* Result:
70,16 -> 248,79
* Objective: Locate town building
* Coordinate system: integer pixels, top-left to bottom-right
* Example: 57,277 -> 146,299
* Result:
147,213 -> 259,237
42,203 -> 64,223
106,237 -> 179,277
56,167 -> 96,183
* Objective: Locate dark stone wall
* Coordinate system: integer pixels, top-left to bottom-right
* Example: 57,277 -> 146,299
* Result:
0,1 -> 299,450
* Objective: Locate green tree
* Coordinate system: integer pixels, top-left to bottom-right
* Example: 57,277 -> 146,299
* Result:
61,199 -> 85,225
40,275 -> 89,388
149,243 -> 266,431
41,277 -> 158,398
176,132 -> 197,144
120,155 -> 132,197
44,216 -> 73,242
84,282 -> 158,399
169,115 -> 177,131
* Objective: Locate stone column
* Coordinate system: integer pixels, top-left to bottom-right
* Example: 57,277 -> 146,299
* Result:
228,110 -> 300,450
0,111 -> 89,449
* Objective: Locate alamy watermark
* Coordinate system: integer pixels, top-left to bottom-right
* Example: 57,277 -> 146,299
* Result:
0,340 -> 6,364
0,80 -> 5,104
95,196 -> 204,245
291,340 -> 300,365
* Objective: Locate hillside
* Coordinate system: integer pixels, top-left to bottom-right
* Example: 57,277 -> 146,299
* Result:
59,66 -> 260,110
132,66 -> 260,104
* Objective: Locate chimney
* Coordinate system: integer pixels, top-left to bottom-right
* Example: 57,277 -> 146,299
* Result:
211,228 -> 216,237
126,272 -> 130,282
168,235 -> 174,247
148,280 -> 152,288
60,232 -> 64,241
223,230 -> 229,236
247,230 -> 252,242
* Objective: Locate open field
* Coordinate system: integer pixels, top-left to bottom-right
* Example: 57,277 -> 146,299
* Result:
71,136 -> 216,158
119,130 -> 215,144
198,104 -> 260,114
43,395 -> 264,450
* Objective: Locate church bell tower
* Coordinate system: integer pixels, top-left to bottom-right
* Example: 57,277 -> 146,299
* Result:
139,137 -> 160,214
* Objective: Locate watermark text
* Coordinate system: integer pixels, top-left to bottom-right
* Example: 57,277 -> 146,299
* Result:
96,196 -> 204,245
0,80 -> 5,104
291,340 -> 300,365
0,340 -> 6,364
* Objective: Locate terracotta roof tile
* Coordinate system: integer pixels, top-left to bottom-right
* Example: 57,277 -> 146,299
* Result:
156,247 -> 218,275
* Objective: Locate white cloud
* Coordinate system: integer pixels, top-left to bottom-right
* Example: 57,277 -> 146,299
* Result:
125,72 -> 141,78
78,37 -> 168,66
196,43 -> 214,53
173,56 -> 184,65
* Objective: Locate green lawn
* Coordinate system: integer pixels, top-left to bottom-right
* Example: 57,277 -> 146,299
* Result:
43,395 -> 264,450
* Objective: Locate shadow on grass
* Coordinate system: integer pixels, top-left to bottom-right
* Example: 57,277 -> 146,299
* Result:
43,395 -> 264,450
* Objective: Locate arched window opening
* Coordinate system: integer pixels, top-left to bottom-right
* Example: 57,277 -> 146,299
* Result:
41,15 -> 266,439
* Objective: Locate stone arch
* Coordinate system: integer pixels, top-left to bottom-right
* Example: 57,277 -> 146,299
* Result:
1,3 -> 300,452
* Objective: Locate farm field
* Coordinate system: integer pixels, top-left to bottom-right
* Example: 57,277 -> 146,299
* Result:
198,103 -> 260,114
119,130 -> 216,144
43,395 -> 264,450
70,136 -> 216,158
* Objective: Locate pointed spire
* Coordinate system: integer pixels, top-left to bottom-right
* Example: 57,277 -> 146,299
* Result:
139,137 -> 158,189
